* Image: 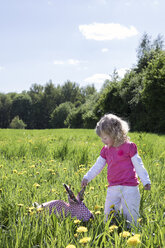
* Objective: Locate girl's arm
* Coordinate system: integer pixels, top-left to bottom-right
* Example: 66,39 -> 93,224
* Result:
131,153 -> 151,188
81,156 -> 106,187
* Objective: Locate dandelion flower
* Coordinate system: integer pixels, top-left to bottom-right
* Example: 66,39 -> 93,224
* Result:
79,237 -> 91,244
74,219 -> 81,224
33,183 -> 40,188
66,245 -> 76,248
37,208 -> 43,212
109,225 -> 118,233
13,170 -> 18,174
137,218 -> 142,224
94,205 -> 102,210
119,231 -> 131,238
95,211 -> 101,215
17,204 -> 24,207
29,165 -> 35,168
134,234 -> 141,239
76,226 -> 88,233
127,235 -> 141,246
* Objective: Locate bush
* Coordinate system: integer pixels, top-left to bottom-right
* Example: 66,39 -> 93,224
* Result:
9,116 -> 27,129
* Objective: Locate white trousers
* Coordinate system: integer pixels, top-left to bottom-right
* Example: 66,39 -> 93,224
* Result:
104,185 -> 141,224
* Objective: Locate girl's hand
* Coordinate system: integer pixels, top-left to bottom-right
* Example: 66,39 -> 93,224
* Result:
81,178 -> 88,188
144,184 -> 151,190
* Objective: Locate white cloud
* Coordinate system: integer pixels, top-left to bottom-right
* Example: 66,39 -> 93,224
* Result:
67,59 -> 80,65
83,73 -> 110,90
84,73 -> 110,84
53,59 -> 82,66
53,60 -> 65,65
83,69 -> 129,90
0,66 -> 5,71
101,48 -> 109,53
79,23 -> 138,41
117,68 -> 129,78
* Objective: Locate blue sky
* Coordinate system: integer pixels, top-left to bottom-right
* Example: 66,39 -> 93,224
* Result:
0,0 -> 165,93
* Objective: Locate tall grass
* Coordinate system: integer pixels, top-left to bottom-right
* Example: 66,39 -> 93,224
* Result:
0,129 -> 164,247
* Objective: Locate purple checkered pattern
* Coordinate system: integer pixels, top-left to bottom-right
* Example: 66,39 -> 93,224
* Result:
39,199 -> 93,221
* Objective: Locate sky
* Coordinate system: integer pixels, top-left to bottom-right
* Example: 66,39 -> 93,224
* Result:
0,0 -> 165,93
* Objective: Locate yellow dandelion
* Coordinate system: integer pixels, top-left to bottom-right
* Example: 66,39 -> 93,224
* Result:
33,183 -> 40,188
17,203 -> 24,207
13,169 -> 18,174
29,165 -> 35,168
47,169 -> 54,172
79,164 -> 84,167
76,226 -> 88,233
66,245 -> 76,248
37,208 -> 43,213
134,234 -> 141,239
79,237 -> 91,244
95,211 -> 101,215
137,218 -> 142,224
127,235 -> 141,246
94,205 -> 103,210
119,231 -> 131,238
109,225 -> 118,233
27,206 -> 35,211
18,171 -> 24,175
74,219 -> 81,224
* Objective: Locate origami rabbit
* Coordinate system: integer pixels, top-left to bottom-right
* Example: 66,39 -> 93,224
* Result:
34,184 -> 94,222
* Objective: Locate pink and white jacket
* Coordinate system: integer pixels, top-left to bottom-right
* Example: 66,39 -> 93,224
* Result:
83,142 -> 151,187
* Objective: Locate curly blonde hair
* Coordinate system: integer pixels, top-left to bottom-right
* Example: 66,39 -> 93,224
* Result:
96,114 -> 130,147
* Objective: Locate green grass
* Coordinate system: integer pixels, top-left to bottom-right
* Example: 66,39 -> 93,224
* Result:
0,129 -> 164,248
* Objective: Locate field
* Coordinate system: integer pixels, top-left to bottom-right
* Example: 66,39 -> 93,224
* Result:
0,129 -> 164,248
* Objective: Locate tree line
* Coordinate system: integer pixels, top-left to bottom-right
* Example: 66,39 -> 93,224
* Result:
0,33 -> 165,133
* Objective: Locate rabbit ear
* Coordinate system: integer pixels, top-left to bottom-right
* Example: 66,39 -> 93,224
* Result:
63,184 -> 79,203
77,186 -> 86,202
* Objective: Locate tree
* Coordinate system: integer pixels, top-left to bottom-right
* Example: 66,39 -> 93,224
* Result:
136,33 -> 164,73
0,94 -> 12,128
61,81 -> 83,104
9,116 -> 27,129
50,102 -> 74,128
10,93 -> 32,128
141,50 -> 165,132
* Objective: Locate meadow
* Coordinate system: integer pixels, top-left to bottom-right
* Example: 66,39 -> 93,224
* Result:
0,129 -> 164,248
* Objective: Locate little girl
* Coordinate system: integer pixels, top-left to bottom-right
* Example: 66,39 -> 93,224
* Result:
81,114 -> 151,225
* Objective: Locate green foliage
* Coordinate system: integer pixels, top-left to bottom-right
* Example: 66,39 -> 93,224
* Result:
0,129 -> 164,247
9,116 -> 27,129
11,93 -> 32,128
141,50 -> 165,132
50,102 -> 74,128
0,93 -> 12,128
